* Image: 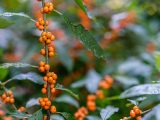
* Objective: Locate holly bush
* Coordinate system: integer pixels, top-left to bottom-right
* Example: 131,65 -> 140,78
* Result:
0,0 -> 160,120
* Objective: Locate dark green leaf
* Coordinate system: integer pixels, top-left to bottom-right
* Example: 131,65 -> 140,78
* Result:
0,12 -> 35,22
0,18 -> 14,28
10,72 -> 44,85
63,16 -> 106,59
0,68 -> 8,80
28,109 -> 43,120
7,111 -> 32,119
55,94 -> 79,108
56,84 -> 79,100
26,98 -> 40,108
100,106 -> 119,120
57,112 -> 75,120
0,63 -> 38,69
73,0 -> 87,13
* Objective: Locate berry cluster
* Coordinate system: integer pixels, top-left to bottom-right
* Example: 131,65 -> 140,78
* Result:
0,91 -> 15,104
35,18 -> 49,31
39,61 -> 50,72
74,75 -> 114,120
99,75 -> 113,89
39,32 -> 55,44
41,2 -> 54,14
130,106 -> 142,120
39,97 -> 56,113
36,0 -> 57,118
87,95 -> 96,111
43,72 -> 57,84
40,45 -> 55,58
74,107 -> 88,120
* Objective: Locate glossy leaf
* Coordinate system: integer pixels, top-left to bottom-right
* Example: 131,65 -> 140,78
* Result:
56,84 -> 79,100
55,94 -> 79,108
100,106 -> 119,120
0,63 -> 38,69
63,16 -> 106,59
7,111 -> 31,119
26,98 -> 40,108
0,18 -> 14,28
28,109 -> 43,120
73,0 -> 87,13
120,84 -> 160,98
0,12 -> 35,22
10,72 -> 44,85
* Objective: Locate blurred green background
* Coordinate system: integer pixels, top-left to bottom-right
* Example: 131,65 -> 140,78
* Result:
0,0 -> 160,120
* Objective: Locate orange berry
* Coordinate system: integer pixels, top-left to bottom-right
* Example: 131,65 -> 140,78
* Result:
46,39 -> 51,44
130,110 -> 136,118
52,73 -> 57,80
48,77 -> 53,83
39,67 -> 45,72
41,102 -> 46,107
44,98 -> 48,102
133,106 -> 139,110
134,108 -> 141,115
5,97 -> 10,103
2,93 -> 7,99
49,52 -> 54,57
51,88 -> 56,94
9,98 -> 15,104
50,84 -> 54,88
41,88 -> 47,94
50,106 -> 56,113
43,7 -> 49,13
51,35 -> 55,41
40,49 -> 45,55
44,105 -> 49,110
18,107 -> 26,112
87,95 -> 96,101
43,116 -> 47,120
136,116 -> 142,120
96,90 -> 104,99
46,101 -> 51,106
44,64 -> 50,70
44,84 -> 47,88
39,61 -> 45,66
43,76 -> 48,81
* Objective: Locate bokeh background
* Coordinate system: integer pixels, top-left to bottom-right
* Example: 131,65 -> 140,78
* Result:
0,0 -> 160,120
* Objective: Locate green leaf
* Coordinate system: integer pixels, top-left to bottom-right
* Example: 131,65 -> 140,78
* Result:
10,72 -> 44,85
55,94 -> 79,108
0,12 -> 36,22
100,106 -> 119,120
0,68 -> 8,80
0,63 -> 38,69
26,98 -> 40,108
86,115 -> 102,120
154,51 -> 160,71
55,41 -> 73,71
63,16 -> 106,59
120,84 -> 160,98
0,18 -> 14,28
73,0 -> 87,13
7,111 -> 32,119
28,109 -> 43,120
56,112 -> 75,120
56,84 -> 79,100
